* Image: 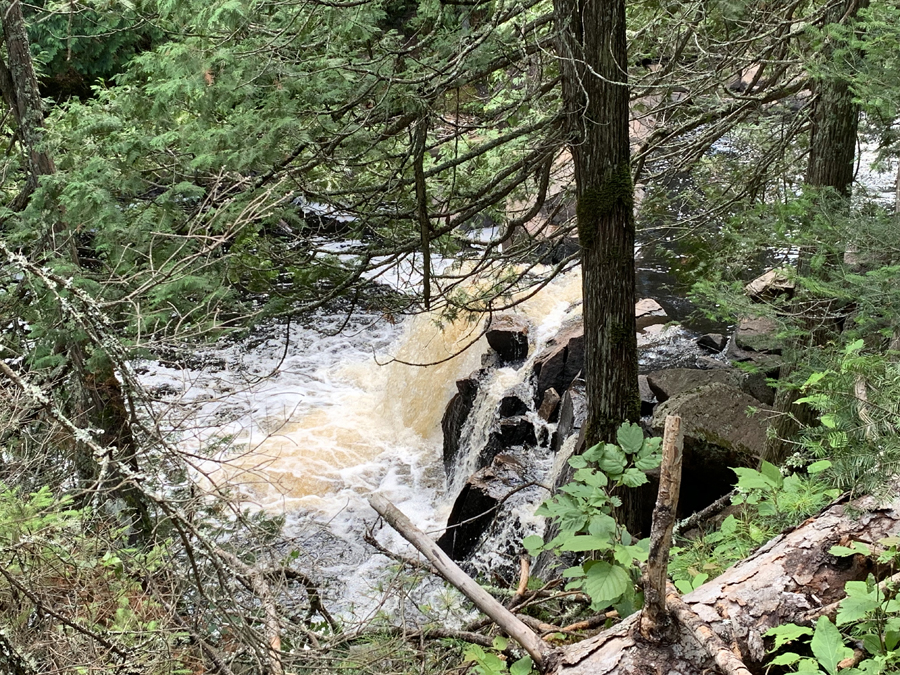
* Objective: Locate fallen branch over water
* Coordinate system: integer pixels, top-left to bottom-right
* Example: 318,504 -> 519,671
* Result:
368,493 -> 560,670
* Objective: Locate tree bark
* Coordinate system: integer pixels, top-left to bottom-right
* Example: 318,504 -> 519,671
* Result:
555,0 -> 639,450
554,487 -> 900,673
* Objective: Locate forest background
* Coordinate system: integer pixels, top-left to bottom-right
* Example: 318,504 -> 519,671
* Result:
1,0 -> 900,672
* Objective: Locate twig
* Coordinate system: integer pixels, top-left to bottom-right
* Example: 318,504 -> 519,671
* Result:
674,491 -> 734,536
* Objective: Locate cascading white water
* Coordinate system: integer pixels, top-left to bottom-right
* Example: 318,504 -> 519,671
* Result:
140,267 -> 584,618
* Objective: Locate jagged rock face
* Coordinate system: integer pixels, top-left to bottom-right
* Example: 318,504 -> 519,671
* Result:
498,395 -> 529,418
441,374 -> 480,479
638,374 -> 656,415
537,388 -> 561,422
551,379 -> 587,456
437,454 -> 526,560
533,320 -> 585,403
634,298 -> 667,332
480,417 -> 537,468
485,314 -> 530,362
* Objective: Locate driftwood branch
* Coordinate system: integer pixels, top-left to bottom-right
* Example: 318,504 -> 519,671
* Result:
368,494 -> 558,670
640,414 -> 683,640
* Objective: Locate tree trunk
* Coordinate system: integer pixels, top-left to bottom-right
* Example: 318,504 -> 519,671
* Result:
554,488 -> 900,674
555,0 -> 639,447
764,0 -> 862,465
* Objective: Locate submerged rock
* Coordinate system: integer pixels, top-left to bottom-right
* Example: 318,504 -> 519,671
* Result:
486,314 -> 530,362
437,454 -> 525,560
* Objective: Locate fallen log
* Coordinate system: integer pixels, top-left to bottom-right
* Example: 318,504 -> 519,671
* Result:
556,488 -> 900,674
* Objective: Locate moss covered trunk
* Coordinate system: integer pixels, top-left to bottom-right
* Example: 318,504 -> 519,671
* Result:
554,0 -> 639,447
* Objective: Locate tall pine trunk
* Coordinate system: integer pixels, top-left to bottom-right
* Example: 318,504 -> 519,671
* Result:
554,0 -> 641,532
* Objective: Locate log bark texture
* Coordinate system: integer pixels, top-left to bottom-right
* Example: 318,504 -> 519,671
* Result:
555,489 -> 900,674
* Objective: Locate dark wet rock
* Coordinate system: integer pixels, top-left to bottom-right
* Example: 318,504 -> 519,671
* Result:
486,314 -> 530,362
651,382 -> 772,458
537,387 -> 561,422
533,320 -> 584,402
438,454 -> 525,560
551,379 -> 587,455
745,269 -> 794,302
480,416 -> 537,468
646,368 -> 743,403
635,298 -> 668,331
498,395 -> 529,418
638,374 -> 656,415
741,371 -> 776,406
733,316 -> 782,354
697,333 -> 727,353
441,374 -> 480,478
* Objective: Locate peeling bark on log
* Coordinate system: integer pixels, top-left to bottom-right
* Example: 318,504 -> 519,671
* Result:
555,489 -> 900,674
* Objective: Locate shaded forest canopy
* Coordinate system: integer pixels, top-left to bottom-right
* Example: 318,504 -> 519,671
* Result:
0,0 -> 900,673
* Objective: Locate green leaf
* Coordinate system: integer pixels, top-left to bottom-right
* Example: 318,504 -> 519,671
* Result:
568,455 -> 588,469
836,582 -> 880,625
760,461 -> 784,488
509,656 -> 533,675
493,637 -> 508,651
621,468 -> 648,487
523,535 -> 544,555
820,414 -> 838,429
634,451 -> 662,471
766,623 -> 813,650
674,579 -> 693,594
720,514 -> 738,535
597,446 -> 627,475
810,616 -> 853,675
733,467 -> 774,490
829,543 -> 871,558
807,460 -> 832,474
770,652 -> 802,666
616,422 -> 645,454
560,535 -> 611,552
582,561 -> 630,609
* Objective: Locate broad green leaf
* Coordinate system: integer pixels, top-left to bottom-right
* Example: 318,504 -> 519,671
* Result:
588,514 -> 617,538
733,467 -> 773,490
523,535 -> 544,555
674,579 -> 693,594
634,451 -> 662,471
616,422 -> 644,454
829,543 -> 871,557
760,461 -> 783,488
583,561 -> 630,609
807,460 -> 832,474
568,455 -> 588,469
493,637 -> 508,651
810,616 -> 853,675
597,446 -> 627,475
509,656 -> 533,675
765,623 -> 813,650
560,535 -> 611,552
820,414 -> 838,429
770,652 -> 802,666
802,371 -> 831,388
720,514 -> 738,535
621,468 -> 648,487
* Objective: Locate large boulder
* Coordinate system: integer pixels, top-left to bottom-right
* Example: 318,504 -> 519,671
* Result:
551,378 -> 587,455
652,382 -> 773,515
533,320 -> 585,402
651,382 -> 772,458
441,374 -> 480,479
646,368 -> 743,402
745,269 -> 794,302
437,454 -> 525,560
486,314 -> 530,362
